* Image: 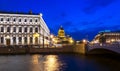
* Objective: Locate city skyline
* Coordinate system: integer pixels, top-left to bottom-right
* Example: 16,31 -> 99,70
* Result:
0,0 -> 120,40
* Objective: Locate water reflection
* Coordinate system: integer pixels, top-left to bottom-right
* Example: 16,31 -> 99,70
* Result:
44,55 -> 63,71
0,54 -> 119,71
30,55 -> 64,71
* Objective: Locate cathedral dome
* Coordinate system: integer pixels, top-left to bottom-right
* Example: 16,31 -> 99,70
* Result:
58,26 -> 65,38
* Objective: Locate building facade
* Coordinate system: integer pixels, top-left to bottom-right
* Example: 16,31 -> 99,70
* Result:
53,26 -> 74,45
92,31 -> 120,43
0,13 -> 50,47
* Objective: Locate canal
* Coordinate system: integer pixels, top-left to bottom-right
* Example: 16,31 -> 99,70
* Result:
0,54 -> 119,71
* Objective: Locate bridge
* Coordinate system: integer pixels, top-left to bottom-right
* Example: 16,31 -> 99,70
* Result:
86,43 -> 120,54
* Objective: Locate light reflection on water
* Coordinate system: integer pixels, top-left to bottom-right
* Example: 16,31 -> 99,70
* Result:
0,54 -> 119,71
31,55 -> 64,71
44,55 -> 63,71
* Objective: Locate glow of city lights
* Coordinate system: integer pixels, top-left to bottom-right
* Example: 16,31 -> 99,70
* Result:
44,55 -> 62,71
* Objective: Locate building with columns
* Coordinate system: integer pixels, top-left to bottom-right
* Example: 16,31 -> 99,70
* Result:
0,12 -> 50,47
52,26 -> 74,46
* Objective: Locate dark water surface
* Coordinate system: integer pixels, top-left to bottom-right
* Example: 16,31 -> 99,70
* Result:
0,54 -> 119,71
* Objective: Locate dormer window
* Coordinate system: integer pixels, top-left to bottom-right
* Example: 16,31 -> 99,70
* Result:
24,19 -> 27,22
19,19 -> 21,22
13,18 -> 16,22
7,18 -> 10,22
1,18 -> 3,21
35,19 -> 38,22
30,19 -> 32,22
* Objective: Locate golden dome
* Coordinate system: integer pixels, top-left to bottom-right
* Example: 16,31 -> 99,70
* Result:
58,26 -> 65,38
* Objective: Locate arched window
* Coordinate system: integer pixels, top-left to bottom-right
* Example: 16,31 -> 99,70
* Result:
24,19 -> 27,22
30,27 -> 33,32
19,27 -> 22,32
1,18 -> 3,21
1,27 -> 4,32
35,27 -> 38,32
13,37 -> 16,44
24,27 -> 27,32
7,18 -> 10,22
30,37 -> 33,44
7,27 -> 10,32
13,27 -> 16,32
30,19 -> 32,22
24,37 -> 27,44
1,37 -> 4,43
19,37 -> 22,43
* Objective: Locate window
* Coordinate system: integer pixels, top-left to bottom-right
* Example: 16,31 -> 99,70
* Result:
30,27 -> 33,32
13,27 -> 16,32
1,18 -> 3,21
24,37 -> 27,44
19,37 -> 22,43
13,37 -> 16,43
24,19 -> 27,22
24,27 -> 27,32
19,19 -> 21,22
1,37 -> 4,43
35,27 -> 38,32
7,27 -> 10,32
35,19 -> 38,22
7,18 -> 10,22
1,27 -> 4,32
13,18 -> 16,22
19,27 -> 22,32
30,19 -> 32,22
30,37 -> 33,44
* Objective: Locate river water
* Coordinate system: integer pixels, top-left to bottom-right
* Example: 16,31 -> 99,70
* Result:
0,54 -> 119,71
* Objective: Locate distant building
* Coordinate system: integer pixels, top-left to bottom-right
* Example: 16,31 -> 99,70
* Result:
53,26 -> 74,45
0,12 -> 50,47
92,31 -> 120,43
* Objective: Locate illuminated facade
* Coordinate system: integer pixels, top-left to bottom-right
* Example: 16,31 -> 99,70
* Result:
53,26 -> 74,44
92,31 -> 120,43
0,13 -> 50,47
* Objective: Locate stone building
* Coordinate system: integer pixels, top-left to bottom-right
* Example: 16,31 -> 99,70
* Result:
0,12 -> 50,47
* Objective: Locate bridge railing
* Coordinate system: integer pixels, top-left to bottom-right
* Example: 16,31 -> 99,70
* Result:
87,43 -> 120,53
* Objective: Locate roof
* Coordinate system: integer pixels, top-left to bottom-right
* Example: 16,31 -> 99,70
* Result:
0,11 -> 38,15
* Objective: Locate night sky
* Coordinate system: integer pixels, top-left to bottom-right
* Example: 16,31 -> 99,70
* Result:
0,0 -> 120,41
